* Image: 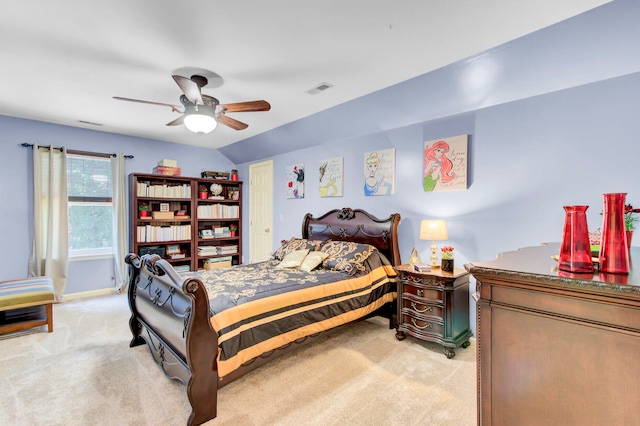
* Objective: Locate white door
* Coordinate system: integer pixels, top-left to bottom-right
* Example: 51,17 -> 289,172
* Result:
249,160 -> 274,263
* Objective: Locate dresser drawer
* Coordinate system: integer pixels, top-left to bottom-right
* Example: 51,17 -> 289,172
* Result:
400,282 -> 444,301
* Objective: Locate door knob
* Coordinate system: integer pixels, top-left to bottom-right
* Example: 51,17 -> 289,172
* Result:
265,228 -> 270,233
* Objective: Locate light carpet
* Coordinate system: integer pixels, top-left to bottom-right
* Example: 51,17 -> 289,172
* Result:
0,294 -> 476,425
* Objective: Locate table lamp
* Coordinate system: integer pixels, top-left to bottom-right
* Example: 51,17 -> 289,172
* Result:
420,219 -> 448,268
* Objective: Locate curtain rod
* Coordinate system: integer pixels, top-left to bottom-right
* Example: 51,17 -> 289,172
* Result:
20,143 -> 134,159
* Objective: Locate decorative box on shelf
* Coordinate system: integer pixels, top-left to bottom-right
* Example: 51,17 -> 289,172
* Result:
158,159 -> 177,167
152,211 -> 175,220
153,166 -> 181,176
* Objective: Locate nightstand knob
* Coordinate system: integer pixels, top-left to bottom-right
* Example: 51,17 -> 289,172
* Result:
411,302 -> 433,313
417,289 -> 424,297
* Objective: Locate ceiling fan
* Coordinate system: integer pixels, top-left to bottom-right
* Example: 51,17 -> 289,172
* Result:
114,75 -> 271,134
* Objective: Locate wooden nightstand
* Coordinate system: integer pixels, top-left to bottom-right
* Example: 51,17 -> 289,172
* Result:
394,264 -> 472,358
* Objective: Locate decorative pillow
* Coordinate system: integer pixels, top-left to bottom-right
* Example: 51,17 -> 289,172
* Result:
272,238 -> 323,261
320,241 -> 377,275
299,251 -> 330,273
276,249 -> 310,269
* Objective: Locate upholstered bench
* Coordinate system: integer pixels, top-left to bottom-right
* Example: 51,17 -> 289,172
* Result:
0,277 -> 55,334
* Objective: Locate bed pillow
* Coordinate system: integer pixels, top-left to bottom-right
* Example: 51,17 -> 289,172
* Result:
320,241 -> 377,275
299,251 -> 330,273
271,238 -> 324,261
276,249 -> 310,269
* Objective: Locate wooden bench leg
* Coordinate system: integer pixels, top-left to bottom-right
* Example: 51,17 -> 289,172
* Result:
46,303 -> 53,332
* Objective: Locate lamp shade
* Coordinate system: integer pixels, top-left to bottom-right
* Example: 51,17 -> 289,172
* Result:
184,113 -> 217,134
420,220 -> 448,241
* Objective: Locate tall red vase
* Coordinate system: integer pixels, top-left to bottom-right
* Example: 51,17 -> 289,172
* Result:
558,206 -> 593,273
599,193 -> 630,274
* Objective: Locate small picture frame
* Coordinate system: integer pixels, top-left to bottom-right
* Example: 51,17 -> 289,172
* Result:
166,244 -> 180,255
200,229 -> 213,238
160,203 -> 170,212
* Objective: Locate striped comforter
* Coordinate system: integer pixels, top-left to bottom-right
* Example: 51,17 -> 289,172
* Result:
183,252 -> 397,379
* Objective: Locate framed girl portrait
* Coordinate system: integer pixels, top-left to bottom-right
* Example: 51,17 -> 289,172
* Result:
423,134 -> 468,192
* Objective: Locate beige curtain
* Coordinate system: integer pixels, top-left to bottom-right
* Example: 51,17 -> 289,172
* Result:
29,145 -> 69,301
111,153 -> 128,291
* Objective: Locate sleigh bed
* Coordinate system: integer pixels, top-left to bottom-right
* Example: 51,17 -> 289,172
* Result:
126,207 -> 401,425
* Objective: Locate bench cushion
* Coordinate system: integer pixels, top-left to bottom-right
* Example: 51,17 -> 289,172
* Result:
0,277 -> 55,311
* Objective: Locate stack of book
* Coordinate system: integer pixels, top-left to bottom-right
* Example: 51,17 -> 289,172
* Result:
216,245 -> 238,255
198,246 -> 218,256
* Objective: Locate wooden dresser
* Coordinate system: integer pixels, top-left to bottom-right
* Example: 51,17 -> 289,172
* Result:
466,243 -> 640,426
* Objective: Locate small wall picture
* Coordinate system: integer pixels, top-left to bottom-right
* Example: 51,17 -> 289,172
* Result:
423,134 -> 468,192
285,164 -> 305,199
319,157 -> 343,197
160,202 -> 170,212
363,149 -> 395,196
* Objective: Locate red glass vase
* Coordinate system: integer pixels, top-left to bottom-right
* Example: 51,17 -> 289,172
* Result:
599,193 -> 630,274
558,206 -> 593,273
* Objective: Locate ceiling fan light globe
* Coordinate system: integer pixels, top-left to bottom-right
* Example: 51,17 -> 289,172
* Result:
184,113 -> 217,134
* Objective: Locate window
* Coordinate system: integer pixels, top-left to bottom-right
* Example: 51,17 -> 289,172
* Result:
67,153 -> 113,257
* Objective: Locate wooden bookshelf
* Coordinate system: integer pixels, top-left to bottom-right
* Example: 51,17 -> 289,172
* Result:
129,173 -> 242,271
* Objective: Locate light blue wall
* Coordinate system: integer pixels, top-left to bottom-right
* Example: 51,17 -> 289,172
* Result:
238,71 -> 640,264
0,116 -> 233,293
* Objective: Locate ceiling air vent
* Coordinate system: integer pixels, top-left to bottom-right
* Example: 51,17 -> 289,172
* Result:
306,82 -> 333,95
77,120 -> 103,127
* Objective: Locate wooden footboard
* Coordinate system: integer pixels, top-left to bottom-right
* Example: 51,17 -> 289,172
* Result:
126,254 -> 219,426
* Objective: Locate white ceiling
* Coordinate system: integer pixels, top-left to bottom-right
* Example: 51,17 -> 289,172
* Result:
0,1 -> 609,150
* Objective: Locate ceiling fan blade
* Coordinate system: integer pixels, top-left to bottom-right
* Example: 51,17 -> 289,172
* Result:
221,100 -> 271,113
113,96 -> 182,112
172,75 -> 204,105
217,114 -> 249,130
166,115 -> 185,126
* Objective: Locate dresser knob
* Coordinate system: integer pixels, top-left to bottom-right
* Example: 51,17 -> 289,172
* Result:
417,289 -> 424,297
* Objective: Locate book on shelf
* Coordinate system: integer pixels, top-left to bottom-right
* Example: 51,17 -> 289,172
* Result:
197,204 -> 239,219
205,256 -> 233,263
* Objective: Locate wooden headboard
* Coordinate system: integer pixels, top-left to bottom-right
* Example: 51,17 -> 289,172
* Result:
301,207 -> 401,266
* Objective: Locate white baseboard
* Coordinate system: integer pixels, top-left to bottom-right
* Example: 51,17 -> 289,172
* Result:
63,288 -> 117,301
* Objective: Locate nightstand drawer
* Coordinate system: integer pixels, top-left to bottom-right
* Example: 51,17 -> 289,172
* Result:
400,297 -> 443,318
401,282 -> 443,301
400,312 -> 444,336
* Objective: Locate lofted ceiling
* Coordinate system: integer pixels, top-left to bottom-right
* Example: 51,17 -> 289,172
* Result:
0,1 -> 609,150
